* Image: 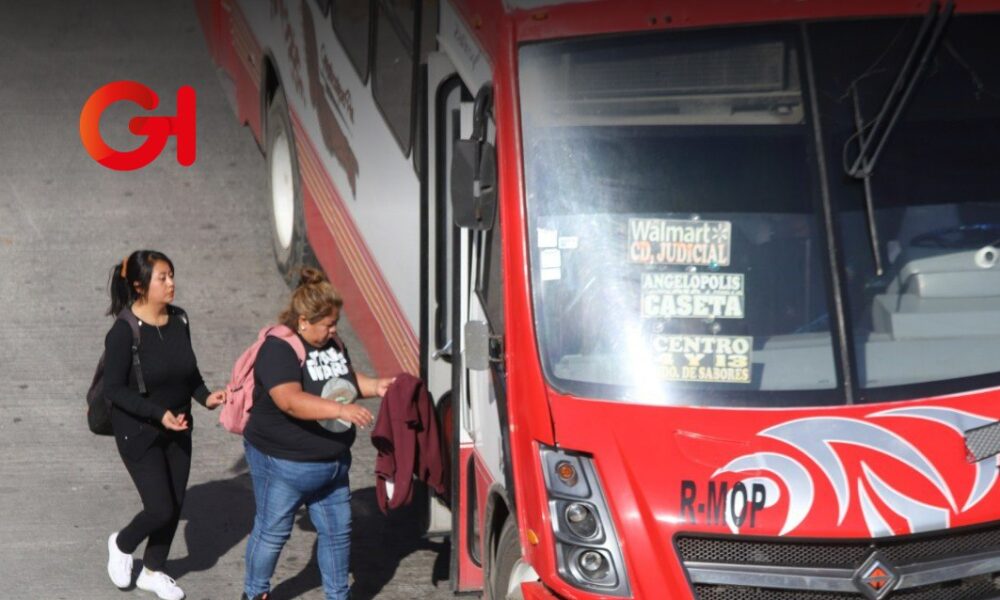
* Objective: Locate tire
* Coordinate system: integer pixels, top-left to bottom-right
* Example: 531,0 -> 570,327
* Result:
266,88 -> 315,287
489,517 -> 525,600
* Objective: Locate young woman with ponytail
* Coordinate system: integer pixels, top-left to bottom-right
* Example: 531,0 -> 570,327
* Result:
241,267 -> 392,600
103,250 -> 226,600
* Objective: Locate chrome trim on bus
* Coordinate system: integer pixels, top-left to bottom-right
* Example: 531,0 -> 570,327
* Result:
686,549 -> 1000,592
685,562 -> 857,592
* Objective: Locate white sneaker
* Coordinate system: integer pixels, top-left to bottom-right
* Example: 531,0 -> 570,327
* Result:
136,568 -> 185,600
106,532 -> 133,588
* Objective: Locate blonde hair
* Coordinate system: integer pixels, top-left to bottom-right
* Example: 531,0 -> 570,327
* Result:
279,268 -> 343,328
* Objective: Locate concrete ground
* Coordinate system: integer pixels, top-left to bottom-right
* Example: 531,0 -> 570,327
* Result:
0,1 -> 453,598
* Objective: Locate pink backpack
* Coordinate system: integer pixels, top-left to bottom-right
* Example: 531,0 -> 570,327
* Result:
220,324 -> 306,434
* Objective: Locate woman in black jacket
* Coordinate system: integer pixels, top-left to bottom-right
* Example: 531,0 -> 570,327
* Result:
103,250 -> 225,600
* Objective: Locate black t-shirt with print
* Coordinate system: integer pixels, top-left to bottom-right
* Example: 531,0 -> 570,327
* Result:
244,334 -> 359,462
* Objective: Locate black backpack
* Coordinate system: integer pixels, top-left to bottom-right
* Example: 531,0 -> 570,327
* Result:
86,306 -> 187,435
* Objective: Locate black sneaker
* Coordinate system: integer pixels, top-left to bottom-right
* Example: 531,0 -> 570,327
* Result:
240,594 -> 268,600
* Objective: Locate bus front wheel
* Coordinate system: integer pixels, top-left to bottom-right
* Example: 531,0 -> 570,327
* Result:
490,517 -> 529,600
266,87 -> 314,287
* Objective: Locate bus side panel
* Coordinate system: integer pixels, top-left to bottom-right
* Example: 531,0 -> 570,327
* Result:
291,109 -> 420,376
454,445 -> 485,592
228,0 -> 421,375
489,11 -> 560,595
472,448 -> 496,563
193,0 -> 225,66
300,187 -> 408,377
229,1 -> 263,140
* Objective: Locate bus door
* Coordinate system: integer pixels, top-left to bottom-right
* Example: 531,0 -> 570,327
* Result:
427,46 -> 492,590
449,82 -> 509,590
424,51 -> 466,541
426,2 -> 502,588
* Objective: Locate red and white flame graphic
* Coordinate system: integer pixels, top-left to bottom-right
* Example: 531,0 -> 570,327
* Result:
712,406 -> 999,537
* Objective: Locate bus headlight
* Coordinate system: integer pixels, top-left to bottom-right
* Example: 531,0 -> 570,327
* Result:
571,547 -> 614,584
564,502 -> 600,540
578,549 -> 607,575
540,445 -> 631,597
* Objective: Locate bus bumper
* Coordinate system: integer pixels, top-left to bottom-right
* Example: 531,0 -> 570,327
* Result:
521,581 -> 563,599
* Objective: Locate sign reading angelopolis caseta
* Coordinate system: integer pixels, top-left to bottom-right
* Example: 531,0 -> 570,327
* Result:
641,271 -> 745,319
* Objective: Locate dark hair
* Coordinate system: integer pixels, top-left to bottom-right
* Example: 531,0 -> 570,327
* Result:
278,268 -> 343,329
107,250 -> 175,316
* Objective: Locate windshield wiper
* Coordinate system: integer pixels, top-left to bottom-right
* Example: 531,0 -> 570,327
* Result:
843,0 -> 954,276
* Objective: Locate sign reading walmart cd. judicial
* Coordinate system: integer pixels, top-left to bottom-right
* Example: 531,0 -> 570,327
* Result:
628,218 -> 731,266
641,272 -> 745,319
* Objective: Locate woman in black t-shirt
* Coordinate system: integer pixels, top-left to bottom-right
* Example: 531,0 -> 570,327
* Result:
242,268 -> 392,600
103,250 -> 226,600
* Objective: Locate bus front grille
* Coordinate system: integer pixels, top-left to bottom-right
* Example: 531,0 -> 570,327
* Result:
693,575 -> 998,600
676,521 -> 1000,599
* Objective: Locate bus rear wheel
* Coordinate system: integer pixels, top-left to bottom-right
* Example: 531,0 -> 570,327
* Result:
266,87 -> 314,287
490,517 -> 531,600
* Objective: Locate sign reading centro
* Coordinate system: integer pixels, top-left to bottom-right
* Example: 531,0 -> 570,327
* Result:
651,334 -> 752,384
641,272 -> 745,319
629,218 -> 732,266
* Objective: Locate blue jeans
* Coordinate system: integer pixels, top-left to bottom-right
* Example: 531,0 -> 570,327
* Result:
244,441 -> 352,600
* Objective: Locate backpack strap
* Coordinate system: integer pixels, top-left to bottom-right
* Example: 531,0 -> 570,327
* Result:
268,324 -> 307,364
168,304 -> 189,328
168,305 -> 192,346
115,308 -> 147,396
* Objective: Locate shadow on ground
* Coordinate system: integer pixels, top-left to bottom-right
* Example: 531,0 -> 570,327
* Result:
167,457 -> 256,580
160,456 -> 449,599
271,484 -> 450,600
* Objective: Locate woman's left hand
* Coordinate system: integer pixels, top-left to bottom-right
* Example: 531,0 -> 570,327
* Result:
205,389 -> 226,410
375,377 -> 396,398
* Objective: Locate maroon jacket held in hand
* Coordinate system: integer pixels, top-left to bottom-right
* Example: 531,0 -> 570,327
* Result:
371,373 -> 448,513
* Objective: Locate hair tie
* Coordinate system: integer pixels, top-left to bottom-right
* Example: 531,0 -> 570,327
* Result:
120,257 -> 128,278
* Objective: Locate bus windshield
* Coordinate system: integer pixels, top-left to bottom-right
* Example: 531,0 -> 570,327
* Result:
519,16 -> 1000,407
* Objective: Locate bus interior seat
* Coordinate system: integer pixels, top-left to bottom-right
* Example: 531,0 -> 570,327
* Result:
871,246 -> 1000,339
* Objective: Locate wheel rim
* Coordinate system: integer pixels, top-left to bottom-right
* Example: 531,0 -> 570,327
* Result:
270,130 -> 294,253
505,558 -> 538,600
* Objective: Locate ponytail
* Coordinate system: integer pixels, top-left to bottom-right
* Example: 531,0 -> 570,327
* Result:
107,261 -> 133,316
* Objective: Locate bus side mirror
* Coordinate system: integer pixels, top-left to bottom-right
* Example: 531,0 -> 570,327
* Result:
463,320 -> 503,371
451,85 -> 496,231
464,320 -> 490,371
451,139 -> 497,231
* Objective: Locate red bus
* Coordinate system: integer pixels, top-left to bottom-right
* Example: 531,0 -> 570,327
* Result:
197,1 -> 1000,598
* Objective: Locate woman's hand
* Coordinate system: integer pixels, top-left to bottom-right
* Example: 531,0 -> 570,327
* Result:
161,410 -> 189,431
337,403 -> 375,429
375,377 -> 395,398
357,373 -> 397,398
205,389 -> 226,410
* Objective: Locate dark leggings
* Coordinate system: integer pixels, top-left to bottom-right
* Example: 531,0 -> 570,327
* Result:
116,434 -> 191,571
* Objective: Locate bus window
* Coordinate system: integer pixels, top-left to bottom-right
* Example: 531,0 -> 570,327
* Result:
312,0 -> 331,16
373,0 -> 417,154
477,223 -> 504,334
411,1 -> 439,174
331,0 -> 371,82
385,0 -> 415,41
810,16 -> 1000,398
420,0 -> 439,63
473,113 -> 502,331
435,78 -> 470,354
520,27 -> 840,407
